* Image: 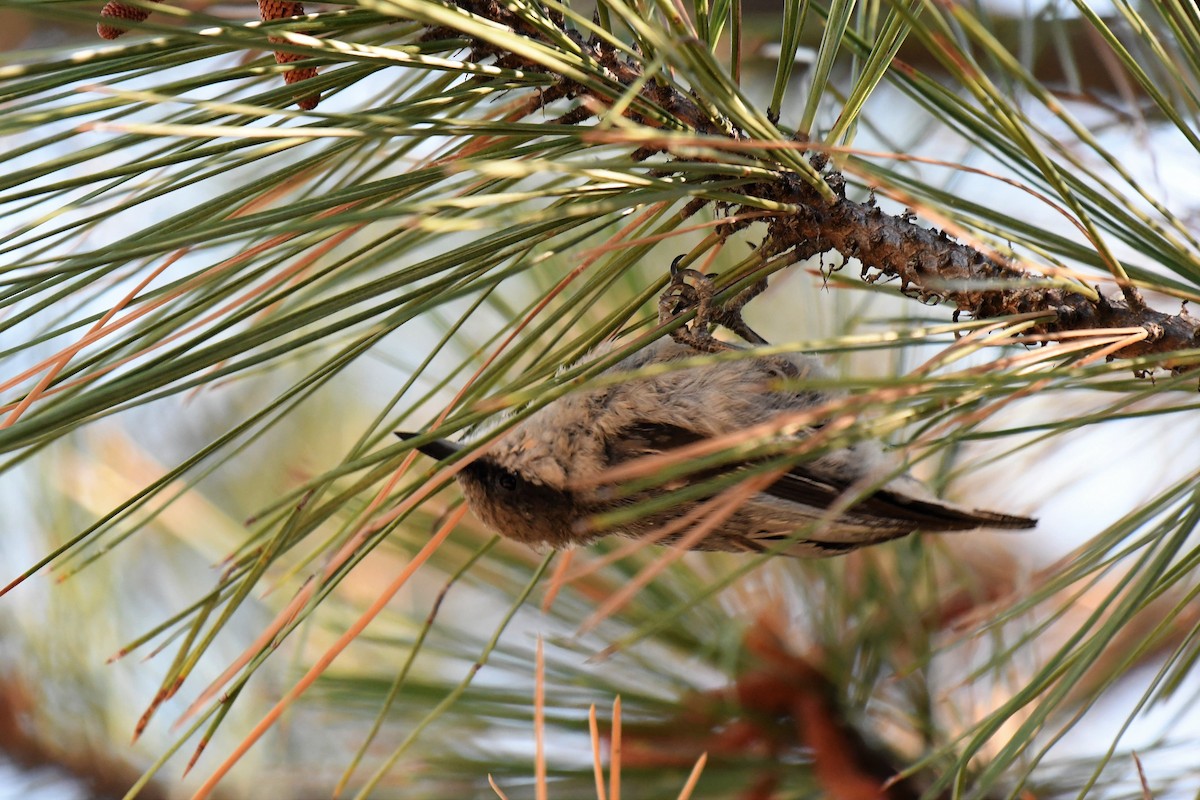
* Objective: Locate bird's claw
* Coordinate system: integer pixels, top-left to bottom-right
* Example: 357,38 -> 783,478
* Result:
658,256 -> 769,351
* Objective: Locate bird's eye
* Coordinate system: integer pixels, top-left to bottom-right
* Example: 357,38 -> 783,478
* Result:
497,472 -> 518,491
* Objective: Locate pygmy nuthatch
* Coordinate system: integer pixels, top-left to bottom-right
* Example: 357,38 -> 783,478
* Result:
400,338 -> 1035,557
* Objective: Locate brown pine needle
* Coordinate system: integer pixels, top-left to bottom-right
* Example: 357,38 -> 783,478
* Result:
1,252 -> 178,428
187,505 -> 466,800
589,704 -> 608,800
180,212 -> 645,728
535,637 -> 547,800
178,444 -> 435,724
1133,751 -> 1154,800
563,516 -> 694,586
575,211 -> 775,263
909,327 -> 1150,451
611,696 -> 622,800
576,470 -> 780,636
542,549 -> 575,612
0,209 -> 363,426
175,579 -> 310,732
488,774 -> 513,800
569,402 -> 842,491
675,752 -> 708,800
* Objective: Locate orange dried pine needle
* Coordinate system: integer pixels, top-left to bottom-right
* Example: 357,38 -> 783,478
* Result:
675,753 -> 707,800
535,637 -> 547,800
588,704 -> 608,800
488,774 -> 513,800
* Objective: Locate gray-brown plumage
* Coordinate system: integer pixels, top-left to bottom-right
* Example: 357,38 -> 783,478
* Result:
401,338 -> 1036,557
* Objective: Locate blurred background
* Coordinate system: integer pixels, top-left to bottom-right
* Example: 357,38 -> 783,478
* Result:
3,1 -> 1200,798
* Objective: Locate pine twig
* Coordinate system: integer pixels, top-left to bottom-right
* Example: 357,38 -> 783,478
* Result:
424,0 -> 1200,371
751,170 -> 1200,369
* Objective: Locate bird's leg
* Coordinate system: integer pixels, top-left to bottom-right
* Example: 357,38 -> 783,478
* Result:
657,257 -> 769,350
712,276 -> 769,346
658,259 -> 725,352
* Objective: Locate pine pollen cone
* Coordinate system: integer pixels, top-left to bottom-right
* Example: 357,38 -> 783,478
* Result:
97,1 -> 150,40
259,0 -> 320,110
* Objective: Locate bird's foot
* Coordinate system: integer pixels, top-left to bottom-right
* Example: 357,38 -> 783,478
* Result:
657,256 -> 769,351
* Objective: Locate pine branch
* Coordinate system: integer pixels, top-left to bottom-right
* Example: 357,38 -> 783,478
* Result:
429,0 -> 1200,371
752,175 -> 1200,368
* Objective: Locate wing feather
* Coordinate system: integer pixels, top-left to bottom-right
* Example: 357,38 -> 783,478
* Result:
605,422 -> 1036,533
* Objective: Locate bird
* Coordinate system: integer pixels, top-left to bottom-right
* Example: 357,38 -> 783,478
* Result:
399,336 -> 1036,557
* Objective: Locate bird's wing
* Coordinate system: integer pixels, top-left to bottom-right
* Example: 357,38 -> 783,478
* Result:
606,422 -> 1035,533
763,469 -> 1035,532
602,421 -> 708,463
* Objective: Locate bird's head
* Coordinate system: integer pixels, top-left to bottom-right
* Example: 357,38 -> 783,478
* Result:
397,432 -> 585,549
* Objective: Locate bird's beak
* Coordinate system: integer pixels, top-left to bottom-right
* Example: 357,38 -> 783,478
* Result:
395,431 -> 464,461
